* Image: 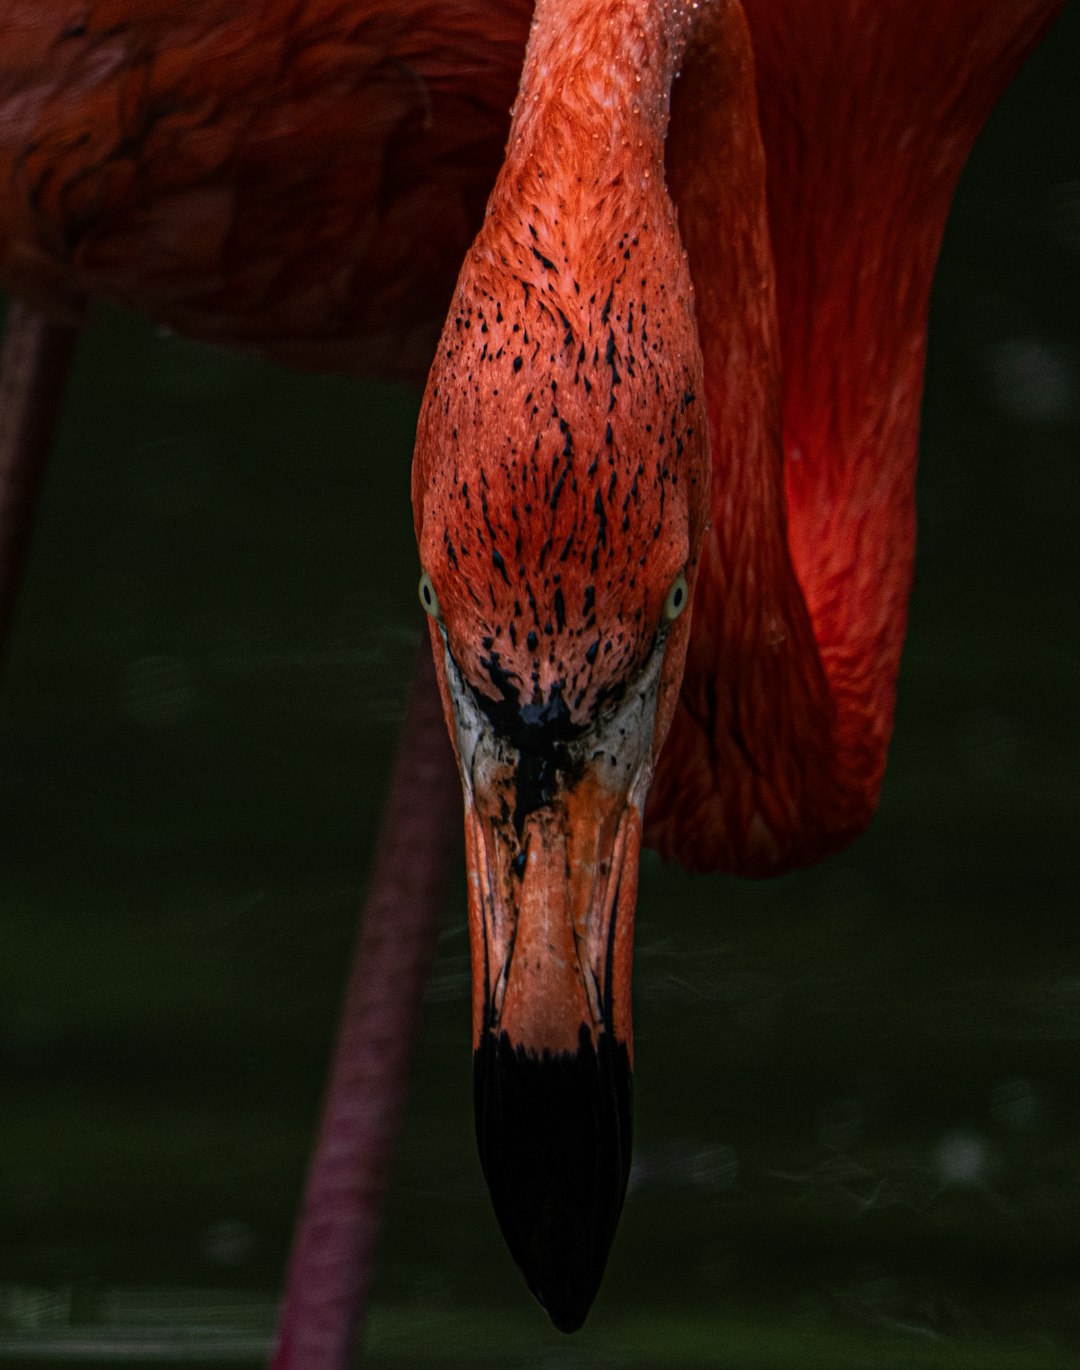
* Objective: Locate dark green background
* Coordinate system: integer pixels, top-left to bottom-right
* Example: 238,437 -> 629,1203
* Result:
1,10 -> 1078,1367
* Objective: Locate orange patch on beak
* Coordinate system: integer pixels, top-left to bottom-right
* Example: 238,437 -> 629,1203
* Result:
466,763 -> 641,1064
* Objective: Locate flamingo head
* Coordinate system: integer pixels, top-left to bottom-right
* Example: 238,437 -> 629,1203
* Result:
412,172 -> 709,1328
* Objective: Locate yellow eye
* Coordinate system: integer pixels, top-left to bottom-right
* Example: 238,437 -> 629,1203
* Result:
418,571 -> 442,620
662,570 -> 689,623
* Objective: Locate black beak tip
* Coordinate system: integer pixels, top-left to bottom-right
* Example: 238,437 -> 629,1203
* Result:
547,1299 -> 591,1336
474,1024 -> 633,1332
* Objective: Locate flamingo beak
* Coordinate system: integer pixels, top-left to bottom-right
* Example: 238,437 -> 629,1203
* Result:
466,767 -> 641,1332
440,639 -> 664,1331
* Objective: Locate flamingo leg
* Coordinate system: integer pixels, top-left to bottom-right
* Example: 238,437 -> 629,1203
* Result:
0,300 -> 79,671
1,297 -> 458,1363
271,641 -> 460,1369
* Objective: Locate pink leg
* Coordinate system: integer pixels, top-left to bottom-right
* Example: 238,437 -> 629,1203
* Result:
0,300 -> 79,669
2,298 -> 458,1362
271,641 -> 460,1368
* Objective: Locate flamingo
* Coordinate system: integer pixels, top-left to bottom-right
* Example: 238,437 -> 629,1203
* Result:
0,0 -> 1065,1362
413,0 -> 1065,1333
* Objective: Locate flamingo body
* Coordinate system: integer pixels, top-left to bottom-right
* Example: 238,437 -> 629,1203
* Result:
0,0 -> 530,378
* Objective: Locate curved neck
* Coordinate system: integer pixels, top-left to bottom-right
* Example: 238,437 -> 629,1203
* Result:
648,3 -> 846,873
648,0 -> 1062,875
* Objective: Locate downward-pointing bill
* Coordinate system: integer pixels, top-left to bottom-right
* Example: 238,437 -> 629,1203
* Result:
440,632 -> 668,1327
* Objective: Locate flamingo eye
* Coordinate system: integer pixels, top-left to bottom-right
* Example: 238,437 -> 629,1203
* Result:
662,570 -> 689,623
418,571 -> 442,620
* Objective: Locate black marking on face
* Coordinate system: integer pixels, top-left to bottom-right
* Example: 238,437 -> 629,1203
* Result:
478,652 -> 622,835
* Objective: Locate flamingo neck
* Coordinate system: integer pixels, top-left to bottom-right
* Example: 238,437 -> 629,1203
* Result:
644,3 -> 847,874
506,0 -> 693,158
484,0 -> 698,277
647,0 -> 1063,875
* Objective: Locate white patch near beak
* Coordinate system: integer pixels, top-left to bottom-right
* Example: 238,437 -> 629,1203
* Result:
439,630 -> 668,819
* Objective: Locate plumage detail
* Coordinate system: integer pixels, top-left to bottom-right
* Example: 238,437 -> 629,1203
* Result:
646,0 -> 1063,874
0,0 -> 531,379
